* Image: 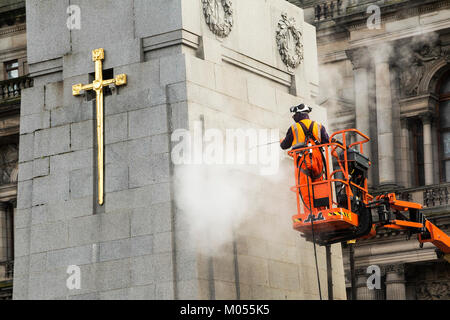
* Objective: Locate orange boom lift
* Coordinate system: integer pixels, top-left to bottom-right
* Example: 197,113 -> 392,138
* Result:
288,129 -> 450,262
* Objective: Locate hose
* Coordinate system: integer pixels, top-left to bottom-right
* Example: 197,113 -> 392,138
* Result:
297,156 -> 310,211
297,151 -> 323,300
306,156 -> 323,300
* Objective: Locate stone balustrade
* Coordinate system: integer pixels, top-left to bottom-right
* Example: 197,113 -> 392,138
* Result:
0,76 -> 33,103
314,0 -> 344,21
396,183 -> 450,210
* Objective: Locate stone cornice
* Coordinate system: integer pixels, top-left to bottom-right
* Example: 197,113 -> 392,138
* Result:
352,263 -> 406,276
317,0 -> 449,33
313,0 -> 450,55
319,50 -> 348,64
142,29 -> 200,53
0,22 -> 25,38
28,57 -> 63,80
399,93 -> 439,119
348,15 -> 450,50
0,1 -> 25,14
0,125 -> 19,137
0,183 -> 16,203
221,46 -> 293,88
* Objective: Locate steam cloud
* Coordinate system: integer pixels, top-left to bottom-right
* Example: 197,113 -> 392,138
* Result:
173,158 -> 297,256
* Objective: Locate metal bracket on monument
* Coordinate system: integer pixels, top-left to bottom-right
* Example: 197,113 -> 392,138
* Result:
108,83 -> 118,95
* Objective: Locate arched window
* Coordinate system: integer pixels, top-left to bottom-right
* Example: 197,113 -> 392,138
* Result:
438,73 -> 450,182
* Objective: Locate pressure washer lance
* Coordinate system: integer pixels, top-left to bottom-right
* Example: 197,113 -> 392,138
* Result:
251,138 -> 343,151
248,141 -> 280,150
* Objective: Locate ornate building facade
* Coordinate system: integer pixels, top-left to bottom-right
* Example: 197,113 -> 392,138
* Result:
0,0 -> 28,299
289,0 -> 450,299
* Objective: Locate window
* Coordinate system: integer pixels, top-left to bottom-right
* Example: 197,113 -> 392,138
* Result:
0,204 -> 14,263
4,60 -> 19,79
438,73 -> 450,182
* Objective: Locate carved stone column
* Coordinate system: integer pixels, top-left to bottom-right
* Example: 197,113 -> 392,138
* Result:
355,267 -> 376,300
421,114 -> 434,186
385,264 -> 406,300
347,47 -> 373,185
400,118 -> 412,188
373,46 -> 396,186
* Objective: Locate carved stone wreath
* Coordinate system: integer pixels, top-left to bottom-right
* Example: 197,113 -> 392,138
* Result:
276,12 -> 304,73
202,0 -> 233,38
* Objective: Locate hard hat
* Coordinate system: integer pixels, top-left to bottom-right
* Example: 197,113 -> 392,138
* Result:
290,103 -> 312,114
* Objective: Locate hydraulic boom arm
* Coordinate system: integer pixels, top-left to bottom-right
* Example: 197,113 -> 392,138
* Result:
368,193 -> 450,262
420,220 -> 450,257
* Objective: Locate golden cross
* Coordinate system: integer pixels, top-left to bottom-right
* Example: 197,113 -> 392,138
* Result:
72,48 -> 127,205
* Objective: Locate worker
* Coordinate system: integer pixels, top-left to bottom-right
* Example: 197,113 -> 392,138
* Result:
280,103 -> 330,213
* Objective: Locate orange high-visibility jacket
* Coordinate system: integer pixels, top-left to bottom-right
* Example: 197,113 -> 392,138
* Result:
291,119 -> 323,148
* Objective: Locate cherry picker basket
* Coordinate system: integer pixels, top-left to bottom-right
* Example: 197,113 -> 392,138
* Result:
288,129 -> 374,245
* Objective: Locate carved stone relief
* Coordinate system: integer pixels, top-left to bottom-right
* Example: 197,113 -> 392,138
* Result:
416,281 -> 450,300
397,40 -> 450,97
202,0 -> 233,38
276,12 -> 304,73
0,144 -> 18,185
